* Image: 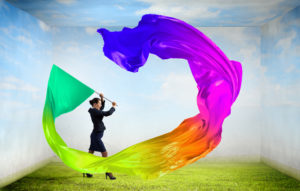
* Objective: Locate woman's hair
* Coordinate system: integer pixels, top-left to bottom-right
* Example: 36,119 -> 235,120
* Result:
89,98 -> 100,106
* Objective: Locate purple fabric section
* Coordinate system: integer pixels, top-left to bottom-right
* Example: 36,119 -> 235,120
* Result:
97,13 -> 242,153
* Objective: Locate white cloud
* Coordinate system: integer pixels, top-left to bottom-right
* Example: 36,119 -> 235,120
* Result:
16,35 -> 33,46
250,14 -> 277,25
234,86 -> 262,107
149,73 -> 198,107
38,20 -> 50,32
85,27 -> 97,35
0,26 -> 33,46
0,76 -> 40,99
0,99 -> 31,110
290,18 -> 300,27
51,27 -> 60,34
294,45 -> 300,58
57,41 -> 82,54
246,0 -> 293,25
0,38 -> 8,50
114,4 -> 125,10
66,46 -> 80,53
0,26 -> 29,46
276,30 -> 297,50
285,64 -> 296,73
99,20 -> 117,25
263,79 -> 300,106
0,50 -> 22,65
56,0 -> 76,5
136,0 -> 220,21
238,44 -> 266,74
0,82 -> 16,90
0,0 -> 9,10
0,27 -> 9,35
274,30 -> 300,73
135,0 -> 296,25
51,14 -> 69,19
0,91 -> 10,97
85,17 -> 96,21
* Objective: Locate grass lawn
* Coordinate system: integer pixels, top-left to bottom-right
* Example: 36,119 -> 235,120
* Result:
1,161 -> 300,191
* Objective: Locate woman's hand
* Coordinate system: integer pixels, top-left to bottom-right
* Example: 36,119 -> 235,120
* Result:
99,93 -> 104,102
112,102 -> 117,107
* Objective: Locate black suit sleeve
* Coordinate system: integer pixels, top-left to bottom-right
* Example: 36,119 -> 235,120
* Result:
102,107 -> 115,116
93,107 -> 115,117
100,100 -> 105,110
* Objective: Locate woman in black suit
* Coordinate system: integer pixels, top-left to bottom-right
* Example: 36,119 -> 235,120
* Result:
83,93 -> 117,179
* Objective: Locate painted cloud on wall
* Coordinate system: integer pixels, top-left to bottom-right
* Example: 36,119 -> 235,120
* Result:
5,0 -> 300,26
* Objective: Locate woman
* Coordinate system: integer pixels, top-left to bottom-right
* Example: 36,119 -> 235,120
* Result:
83,93 -> 117,180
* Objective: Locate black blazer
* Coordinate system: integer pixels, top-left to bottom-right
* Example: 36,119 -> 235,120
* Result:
88,100 -> 115,132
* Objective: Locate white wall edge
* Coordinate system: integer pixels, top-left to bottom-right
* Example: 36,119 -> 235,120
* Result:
261,156 -> 300,181
0,156 -> 55,188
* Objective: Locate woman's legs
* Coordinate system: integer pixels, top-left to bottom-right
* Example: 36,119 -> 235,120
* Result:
84,150 -> 95,177
101,151 -> 116,179
101,151 -> 107,157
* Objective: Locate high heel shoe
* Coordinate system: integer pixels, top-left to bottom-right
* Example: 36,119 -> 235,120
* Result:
83,173 -> 93,178
105,172 -> 116,180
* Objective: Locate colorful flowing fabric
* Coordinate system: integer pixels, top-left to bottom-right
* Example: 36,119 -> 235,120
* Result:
42,14 -> 242,179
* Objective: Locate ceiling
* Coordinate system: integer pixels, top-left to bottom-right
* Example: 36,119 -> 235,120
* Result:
5,0 -> 300,27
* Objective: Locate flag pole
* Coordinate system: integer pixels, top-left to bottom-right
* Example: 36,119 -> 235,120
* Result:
94,91 -> 118,106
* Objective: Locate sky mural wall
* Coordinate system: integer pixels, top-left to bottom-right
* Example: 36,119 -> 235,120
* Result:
0,0 -> 53,185
261,5 -> 300,177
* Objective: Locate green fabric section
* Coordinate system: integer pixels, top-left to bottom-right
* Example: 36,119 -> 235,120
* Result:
48,65 -> 94,118
42,65 -> 100,172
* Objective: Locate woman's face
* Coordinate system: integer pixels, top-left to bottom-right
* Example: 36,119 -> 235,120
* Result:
94,100 -> 102,110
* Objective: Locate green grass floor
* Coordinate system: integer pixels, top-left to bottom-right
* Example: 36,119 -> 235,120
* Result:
1,161 -> 300,191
